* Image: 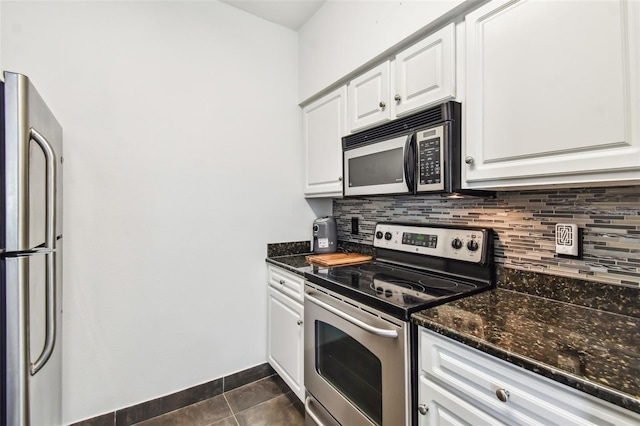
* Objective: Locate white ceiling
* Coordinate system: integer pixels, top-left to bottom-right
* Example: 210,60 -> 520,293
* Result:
219,0 -> 326,30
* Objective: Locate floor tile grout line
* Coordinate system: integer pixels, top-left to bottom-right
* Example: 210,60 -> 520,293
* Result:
231,390 -> 296,416
225,373 -> 278,395
133,374 -> 291,426
222,392 -> 240,425
223,374 -> 286,411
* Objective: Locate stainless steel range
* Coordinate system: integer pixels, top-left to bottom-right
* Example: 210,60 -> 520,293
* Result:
303,222 -> 495,426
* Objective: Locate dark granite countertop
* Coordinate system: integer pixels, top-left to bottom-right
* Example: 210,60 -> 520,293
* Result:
265,254 -> 314,276
265,240 -> 376,276
412,288 -> 640,415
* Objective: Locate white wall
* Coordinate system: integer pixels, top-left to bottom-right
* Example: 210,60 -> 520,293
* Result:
297,0 -> 467,103
2,1 -> 330,423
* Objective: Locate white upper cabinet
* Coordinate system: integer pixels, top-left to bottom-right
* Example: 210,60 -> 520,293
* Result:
303,86 -> 347,198
348,62 -> 391,132
298,1 -> 465,102
463,0 -> 640,189
348,23 -> 457,133
395,23 -> 456,117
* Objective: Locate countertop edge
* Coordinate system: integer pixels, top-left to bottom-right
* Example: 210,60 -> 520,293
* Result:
265,256 -> 309,277
411,315 -> 640,416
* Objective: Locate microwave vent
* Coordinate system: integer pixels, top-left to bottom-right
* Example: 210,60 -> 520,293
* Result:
343,102 -> 450,149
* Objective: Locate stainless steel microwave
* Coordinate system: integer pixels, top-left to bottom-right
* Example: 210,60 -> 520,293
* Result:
342,101 -> 493,198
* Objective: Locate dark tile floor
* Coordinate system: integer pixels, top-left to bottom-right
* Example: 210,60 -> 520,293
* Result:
133,375 -> 305,426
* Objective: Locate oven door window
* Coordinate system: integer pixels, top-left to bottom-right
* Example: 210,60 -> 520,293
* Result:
316,321 -> 382,425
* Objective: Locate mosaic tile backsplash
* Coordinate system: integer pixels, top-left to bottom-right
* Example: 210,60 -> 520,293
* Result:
333,185 -> 640,288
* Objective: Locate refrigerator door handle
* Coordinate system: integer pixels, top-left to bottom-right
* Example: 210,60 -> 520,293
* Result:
29,128 -> 58,376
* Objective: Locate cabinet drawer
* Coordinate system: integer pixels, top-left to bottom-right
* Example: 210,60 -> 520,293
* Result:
267,265 -> 305,303
419,328 -> 640,426
418,375 -> 506,426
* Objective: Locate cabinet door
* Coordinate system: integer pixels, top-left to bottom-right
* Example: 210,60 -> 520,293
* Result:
303,86 -> 347,198
267,287 -> 304,401
464,0 -> 640,188
418,376 -> 506,426
419,327 -> 640,426
348,61 -> 391,132
395,23 -> 456,117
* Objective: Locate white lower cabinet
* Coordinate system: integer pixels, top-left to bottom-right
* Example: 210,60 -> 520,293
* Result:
418,327 -> 640,426
419,375 -> 506,426
267,266 -> 304,401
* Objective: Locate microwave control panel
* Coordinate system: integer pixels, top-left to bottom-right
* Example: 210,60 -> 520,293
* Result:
416,125 -> 445,192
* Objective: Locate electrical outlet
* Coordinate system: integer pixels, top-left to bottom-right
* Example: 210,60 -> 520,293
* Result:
351,217 -> 359,235
555,223 -> 581,258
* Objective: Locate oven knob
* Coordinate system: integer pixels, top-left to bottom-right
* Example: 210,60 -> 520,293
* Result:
376,231 -> 384,239
375,287 -> 384,294
384,289 -> 393,297
451,238 -> 463,250
467,240 -> 479,251
384,232 -> 392,241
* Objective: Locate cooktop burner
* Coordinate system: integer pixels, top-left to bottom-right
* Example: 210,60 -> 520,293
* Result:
304,223 -> 495,321
306,261 -> 485,320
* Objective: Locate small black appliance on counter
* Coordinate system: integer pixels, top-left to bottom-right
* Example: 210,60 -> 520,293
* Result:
312,216 -> 337,254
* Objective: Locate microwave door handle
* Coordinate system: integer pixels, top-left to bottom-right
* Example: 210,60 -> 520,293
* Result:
403,134 -> 415,192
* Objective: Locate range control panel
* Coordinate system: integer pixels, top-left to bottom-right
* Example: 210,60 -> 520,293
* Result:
373,223 -> 488,264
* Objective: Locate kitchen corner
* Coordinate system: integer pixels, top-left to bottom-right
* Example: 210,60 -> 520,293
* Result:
267,224 -> 640,424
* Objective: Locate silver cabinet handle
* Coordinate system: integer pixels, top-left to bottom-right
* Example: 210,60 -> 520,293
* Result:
465,156 -> 475,165
306,292 -> 398,338
379,101 -> 386,109
418,404 -> 429,415
297,319 -> 303,325
279,280 -> 285,285
394,94 -> 401,102
29,128 -> 58,376
496,389 -> 510,402
338,176 -> 343,182
305,396 -> 327,426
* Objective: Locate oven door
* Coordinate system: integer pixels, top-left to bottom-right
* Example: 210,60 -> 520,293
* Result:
304,284 -> 409,426
343,133 -> 415,197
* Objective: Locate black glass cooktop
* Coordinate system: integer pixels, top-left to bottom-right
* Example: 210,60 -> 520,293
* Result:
304,261 -> 491,321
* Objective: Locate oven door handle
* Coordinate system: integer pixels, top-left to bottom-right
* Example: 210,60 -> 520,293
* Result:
305,396 -> 327,426
305,292 -> 398,338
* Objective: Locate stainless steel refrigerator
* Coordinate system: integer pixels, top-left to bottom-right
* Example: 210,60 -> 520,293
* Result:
1,71 -> 63,425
